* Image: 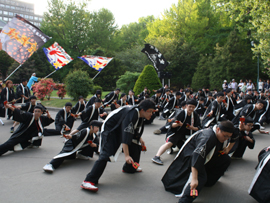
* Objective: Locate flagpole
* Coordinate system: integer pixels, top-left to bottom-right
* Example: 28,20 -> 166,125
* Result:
92,71 -> 101,81
4,64 -> 22,81
44,70 -> 57,79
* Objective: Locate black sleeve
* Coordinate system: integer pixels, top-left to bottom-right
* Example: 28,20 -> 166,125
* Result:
13,109 -> 32,123
191,131 -> 216,171
121,110 -> 139,145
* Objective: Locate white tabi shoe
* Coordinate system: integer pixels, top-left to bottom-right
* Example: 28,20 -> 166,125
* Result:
136,167 -> 143,172
76,153 -> 89,160
43,164 -> 54,173
14,144 -> 23,151
81,181 -> 98,192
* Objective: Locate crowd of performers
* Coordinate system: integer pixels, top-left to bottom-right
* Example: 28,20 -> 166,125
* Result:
1,79 -> 270,202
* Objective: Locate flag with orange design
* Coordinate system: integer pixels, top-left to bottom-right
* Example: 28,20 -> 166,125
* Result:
0,14 -> 50,64
78,55 -> 113,72
43,42 -> 73,70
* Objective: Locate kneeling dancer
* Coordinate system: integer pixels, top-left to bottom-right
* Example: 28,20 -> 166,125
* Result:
81,99 -> 156,192
43,120 -> 102,173
162,121 -> 234,203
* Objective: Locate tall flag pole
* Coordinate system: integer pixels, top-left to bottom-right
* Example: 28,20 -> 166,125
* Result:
141,44 -> 169,71
43,42 -> 73,78
0,14 -> 50,81
78,55 -> 113,81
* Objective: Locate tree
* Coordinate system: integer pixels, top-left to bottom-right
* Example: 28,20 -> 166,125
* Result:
64,69 -> 93,100
116,71 -> 141,94
41,0 -> 92,56
133,65 -> 162,96
209,30 -> 257,90
115,16 -> 155,51
212,0 -> 270,71
114,45 -> 151,73
0,51 -> 14,80
191,55 -> 211,90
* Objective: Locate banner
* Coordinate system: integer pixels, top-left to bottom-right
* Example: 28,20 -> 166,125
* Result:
0,14 -> 50,64
78,55 -> 113,72
141,44 -> 169,71
43,42 -> 73,70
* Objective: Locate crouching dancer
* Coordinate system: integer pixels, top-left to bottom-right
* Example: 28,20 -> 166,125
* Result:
0,104 -> 54,156
43,120 -> 102,173
162,121 -> 234,203
81,99 -> 156,192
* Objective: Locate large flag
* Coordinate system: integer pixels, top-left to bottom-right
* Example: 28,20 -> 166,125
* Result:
78,55 -> 113,72
141,44 -> 169,71
0,14 -> 50,64
43,42 -> 73,70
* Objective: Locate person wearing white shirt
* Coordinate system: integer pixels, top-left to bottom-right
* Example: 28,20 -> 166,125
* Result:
230,79 -> 238,92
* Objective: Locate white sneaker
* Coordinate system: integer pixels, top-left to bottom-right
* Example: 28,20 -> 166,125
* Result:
81,181 -> 98,192
14,144 -> 23,151
136,167 -> 143,172
76,153 -> 89,160
43,164 -> 54,173
261,126 -> 265,130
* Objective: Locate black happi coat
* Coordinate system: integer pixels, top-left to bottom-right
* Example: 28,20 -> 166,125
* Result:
55,108 -> 74,127
166,109 -> 201,139
160,94 -> 171,108
103,91 -> 118,106
71,101 -> 86,114
232,104 -> 257,125
1,87 -> 15,118
53,128 -> 98,159
164,96 -> 180,112
100,106 -> 144,159
249,146 -> 270,203
162,126 -> 225,195
202,100 -> 222,128
117,99 -> 128,107
86,94 -> 99,108
20,102 -> 38,113
127,95 -> 138,106
257,100 -> 270,124
10,109 -> 53,145
80,104 -> 105,123
16,83 -> 30,103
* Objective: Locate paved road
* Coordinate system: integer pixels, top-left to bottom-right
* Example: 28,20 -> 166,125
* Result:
0,111 -> 268,203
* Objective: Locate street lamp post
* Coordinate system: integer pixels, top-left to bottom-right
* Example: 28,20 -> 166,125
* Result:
251,41 -> 259,91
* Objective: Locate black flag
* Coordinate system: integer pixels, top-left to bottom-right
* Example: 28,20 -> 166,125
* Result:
141,44 -> 169,71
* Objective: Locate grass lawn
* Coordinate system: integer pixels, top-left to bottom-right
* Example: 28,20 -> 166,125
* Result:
41,90 -> 110,108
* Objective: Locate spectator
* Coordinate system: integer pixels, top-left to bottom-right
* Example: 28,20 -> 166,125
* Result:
27,73 -> 38,91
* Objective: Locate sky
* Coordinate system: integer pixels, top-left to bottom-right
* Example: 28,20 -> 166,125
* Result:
20,0 -> 179,27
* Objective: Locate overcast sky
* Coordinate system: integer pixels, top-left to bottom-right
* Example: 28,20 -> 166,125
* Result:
20,0 -> 178,27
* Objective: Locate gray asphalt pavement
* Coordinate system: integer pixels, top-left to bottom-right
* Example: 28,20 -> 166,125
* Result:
0,110 -> 268,203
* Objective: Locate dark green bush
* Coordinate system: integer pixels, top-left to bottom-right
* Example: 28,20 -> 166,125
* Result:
133,65 -> 162,96
64,69 -> 93,100
91,85 -> 103,94
116,71 -> 140,94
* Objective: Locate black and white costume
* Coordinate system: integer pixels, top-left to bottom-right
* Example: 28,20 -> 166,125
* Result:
0,109 -> 54,156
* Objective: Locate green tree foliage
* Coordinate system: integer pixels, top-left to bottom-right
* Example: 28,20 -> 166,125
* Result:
116,71 -> 141,94
212,0 -> 270,71
0,50 -> 14,80
133,65 -> 162,96
41,0 -> 92,56
209,30 -> 257,90
115,45 -> 150,73
167,40 -> 200,88
88,8 -> 118,51
191,55 -> 211,90
115,16 -> 155,50
64,69 -> 93,100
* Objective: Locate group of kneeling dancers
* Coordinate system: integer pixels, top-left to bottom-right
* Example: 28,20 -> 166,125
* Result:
0,86 -> 270,203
